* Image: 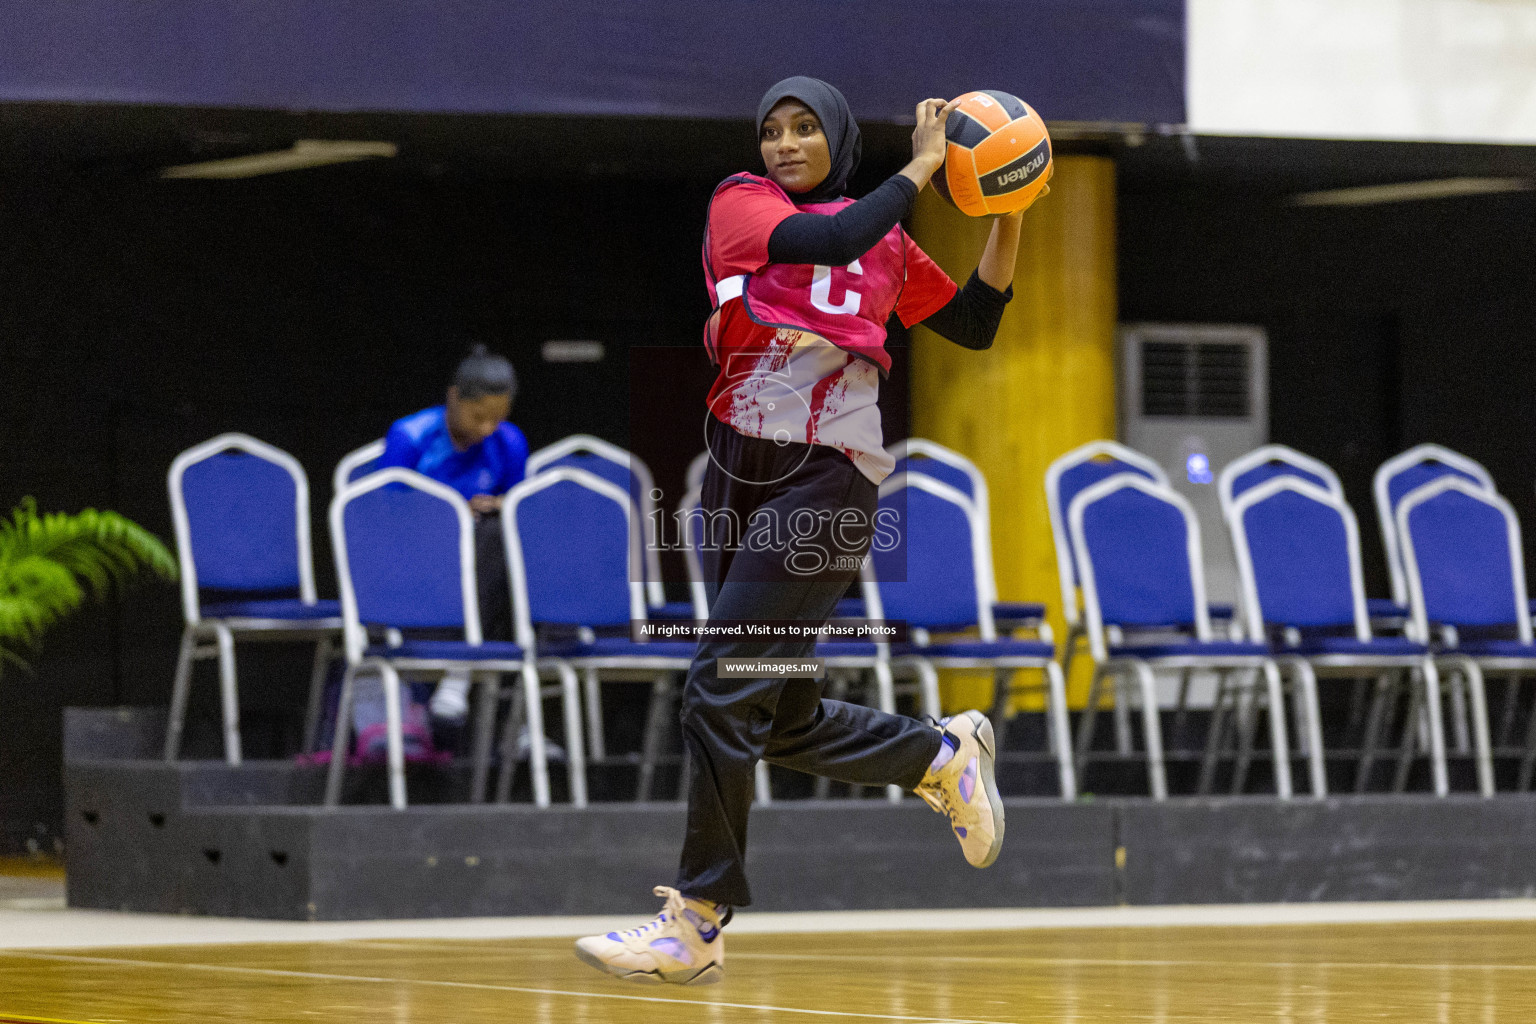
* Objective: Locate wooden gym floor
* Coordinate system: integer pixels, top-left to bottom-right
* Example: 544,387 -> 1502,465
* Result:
4,918 -> 1536,1023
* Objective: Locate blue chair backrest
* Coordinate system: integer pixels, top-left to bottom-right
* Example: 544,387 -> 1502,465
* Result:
333,440 -> 387,495
1375,445 -> 1495,607
538,451 -> 635,497
1073,481 -> 1198,629
1236,483 -> 1359,630
870,477 -> 982,631
1230,461 -> 1331,502
506,471 -> 635,630
180,450 -> 302,591
1401,481 -> 1526,630
1387,461 -> 1483,511
1047,442 -> 1167,626
529,437 -> 667,608
892,455 -> 974,500
1058,457 -> 1158,524
339,478 -> 468,631
346,459 -> 378,484
1056,458 -> 1161,576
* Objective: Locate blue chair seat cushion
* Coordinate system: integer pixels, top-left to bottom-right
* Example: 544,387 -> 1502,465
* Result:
834,598 -> 867,617
895,639 -> 1055,660
1450,639 -> 1536,659
203,598 -> 341,620
544,637 -> 698,660
365,640 -> 525,661
817,642 -> 880,658
1367,598 -> 1410,618
925,603 -> 1051,632
649,601 -> 698,621
1110,640 -> 1270,659
1282,636 -> 1426,657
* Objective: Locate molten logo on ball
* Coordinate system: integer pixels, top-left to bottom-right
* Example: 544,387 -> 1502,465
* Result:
981,140 -> 1051,197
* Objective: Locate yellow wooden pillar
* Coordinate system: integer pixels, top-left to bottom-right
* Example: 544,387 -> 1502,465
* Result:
907,154 -> 1117,710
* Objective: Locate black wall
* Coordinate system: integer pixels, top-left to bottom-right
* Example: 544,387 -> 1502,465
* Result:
0,168 -> 711,849
1120,173 -> 1536,594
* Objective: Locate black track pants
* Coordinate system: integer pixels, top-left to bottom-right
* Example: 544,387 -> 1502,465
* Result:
674,425 -> 942,906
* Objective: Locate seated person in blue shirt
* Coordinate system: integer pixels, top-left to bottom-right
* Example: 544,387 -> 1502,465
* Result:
378,344 -> 529,515
377,344 -> 528,721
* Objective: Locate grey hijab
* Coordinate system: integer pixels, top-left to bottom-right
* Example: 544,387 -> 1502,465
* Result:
756,76 -> 862,204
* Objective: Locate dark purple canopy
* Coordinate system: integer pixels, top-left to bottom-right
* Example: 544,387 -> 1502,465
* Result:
0,0 -> 1183,125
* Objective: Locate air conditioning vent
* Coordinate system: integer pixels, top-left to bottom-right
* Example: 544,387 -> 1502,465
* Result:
1119,322 -> 1268,606
1140,341 -> 1250,419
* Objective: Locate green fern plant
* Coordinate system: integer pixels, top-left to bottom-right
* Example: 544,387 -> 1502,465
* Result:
0,498 -> 178,675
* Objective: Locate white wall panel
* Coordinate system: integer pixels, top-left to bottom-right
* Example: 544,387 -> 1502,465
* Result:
1190,0 -> 1536,142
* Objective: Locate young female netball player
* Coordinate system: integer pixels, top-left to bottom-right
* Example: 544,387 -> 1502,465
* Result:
575,76 -> 1043,986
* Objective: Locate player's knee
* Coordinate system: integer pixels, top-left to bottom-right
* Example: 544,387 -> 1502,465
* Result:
679,694 -> 727,733
680,690 -> 767,740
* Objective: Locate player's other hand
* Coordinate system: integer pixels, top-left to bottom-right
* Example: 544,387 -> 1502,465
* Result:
1020,165 -> 1054,213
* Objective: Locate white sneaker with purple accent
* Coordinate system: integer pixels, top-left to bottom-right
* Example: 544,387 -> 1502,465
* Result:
573,886 -> 726,985
915,710 -> 1005,868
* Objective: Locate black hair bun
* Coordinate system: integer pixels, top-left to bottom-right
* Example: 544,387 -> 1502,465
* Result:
454,344 -> 516,402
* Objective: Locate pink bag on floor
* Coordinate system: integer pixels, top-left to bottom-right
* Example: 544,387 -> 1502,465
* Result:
296,682 -> 451,765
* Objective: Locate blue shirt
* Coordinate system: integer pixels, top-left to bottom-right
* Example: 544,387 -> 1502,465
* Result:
377,406 -> 529,500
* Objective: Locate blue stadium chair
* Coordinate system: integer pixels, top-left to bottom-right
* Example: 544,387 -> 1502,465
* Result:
332,438 -> 385,494
503,467 -> 694,803
1374,444 -> 1495,610
1047,441 -> 1167,631
1230,477 -> 1451,798
888,438 -> 1048,633
328,468 -> 544,810
1399,477 -> 1532,794
1047,440 -> 1238,756
1069,474 -> 1288,800
1221,444 -> 1407,622
528,434 -> 692,621
870,472 -> 1076,799
166,433 -> 343,766
1047,441 -> 1209,690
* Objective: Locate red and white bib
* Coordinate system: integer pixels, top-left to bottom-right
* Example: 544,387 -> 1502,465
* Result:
701,173 -> 956,483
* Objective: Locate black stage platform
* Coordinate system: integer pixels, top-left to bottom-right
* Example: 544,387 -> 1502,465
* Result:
63,708 -> 1536,920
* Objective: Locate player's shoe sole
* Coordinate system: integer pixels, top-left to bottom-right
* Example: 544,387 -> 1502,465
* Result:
967,710 -> 1005,868
573,943 -> 723,986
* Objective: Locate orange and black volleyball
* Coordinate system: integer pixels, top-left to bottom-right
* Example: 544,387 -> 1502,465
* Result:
931,90 -> 1052,217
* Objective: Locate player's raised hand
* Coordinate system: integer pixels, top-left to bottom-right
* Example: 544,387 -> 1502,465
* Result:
910,98 -> 960,175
